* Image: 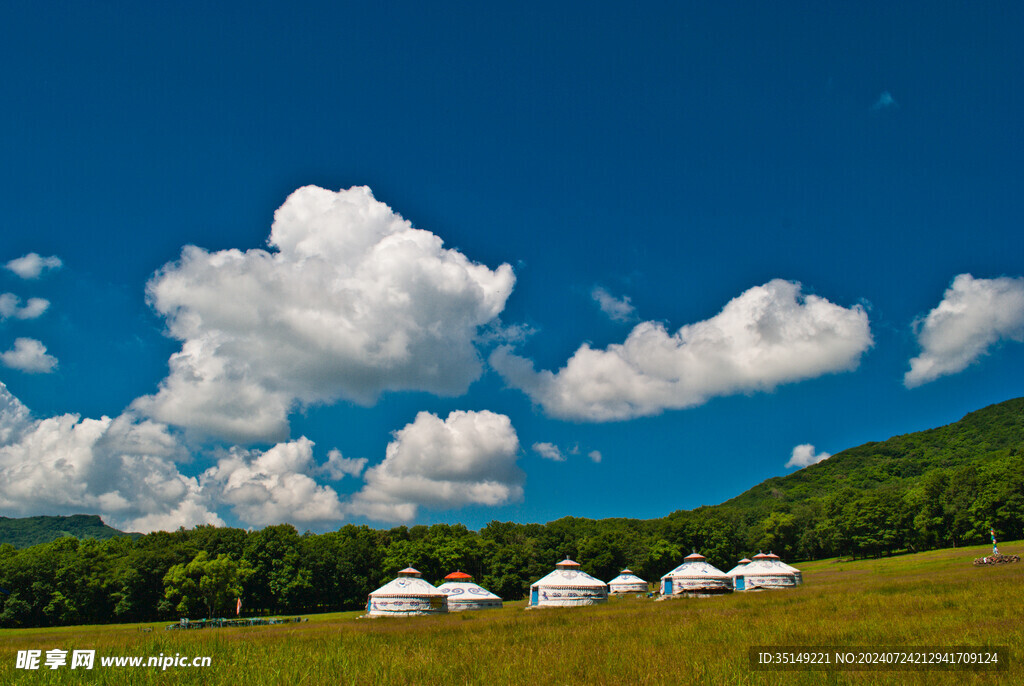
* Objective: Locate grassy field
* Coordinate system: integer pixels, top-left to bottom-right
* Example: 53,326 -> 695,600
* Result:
0,541 -> 1019,684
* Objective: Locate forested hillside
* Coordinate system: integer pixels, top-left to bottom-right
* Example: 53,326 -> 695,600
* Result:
0,514 -> 137,549
0,397 -> 1020,628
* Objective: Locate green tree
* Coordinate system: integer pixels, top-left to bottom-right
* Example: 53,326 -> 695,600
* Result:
163,552 -> 252,618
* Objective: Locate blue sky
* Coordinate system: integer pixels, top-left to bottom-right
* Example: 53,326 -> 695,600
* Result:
1,2 -> 1022,532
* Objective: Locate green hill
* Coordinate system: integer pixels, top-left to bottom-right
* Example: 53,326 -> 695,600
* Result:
724,397 -> 1024,511
704,397 -> 1024,561
0,514 -> 138,549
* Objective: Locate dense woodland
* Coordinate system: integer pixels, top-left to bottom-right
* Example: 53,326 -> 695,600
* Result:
0,398 -> 1021,628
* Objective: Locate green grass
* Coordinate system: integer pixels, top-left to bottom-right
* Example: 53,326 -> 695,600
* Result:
1,541 -> 1020,684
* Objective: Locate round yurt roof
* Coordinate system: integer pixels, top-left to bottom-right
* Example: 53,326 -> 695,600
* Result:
608,568 -> 647,586
443,571 -> 473,581
436,571 -> 502,605
762,553 -> 800,571
734,557 -> 799,581
662,553 -> 730,582
726,558 -> 752,576
369,567 -> 444,598
532,558 -> 607,588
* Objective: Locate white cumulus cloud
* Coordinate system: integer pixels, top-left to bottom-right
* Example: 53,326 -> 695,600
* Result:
905,274 -> 1024,388
1,337 -> 58,373
0,382 -> 32,444
5,253 -> 63,279
134,185 -> 515,443
532,442 -> 566,461
492,279 -> 872,421
588,450 -> 602,463
591,286 -> 636,322
348,410 -> 522,523
0,294 -> 50,320
201,438 -> 345,527
0,382 -> 223,532
785,443 -> 831,469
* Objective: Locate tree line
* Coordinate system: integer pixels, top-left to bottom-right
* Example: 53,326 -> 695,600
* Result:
1,447 -> 1020,629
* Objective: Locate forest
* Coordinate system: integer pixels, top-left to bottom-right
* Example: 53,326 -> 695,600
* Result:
0,398 -> 1021,628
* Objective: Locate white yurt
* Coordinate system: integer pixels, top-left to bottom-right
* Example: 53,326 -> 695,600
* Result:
528,558 -> 608,607
607,568 -> 648,594
766,553 -> 803,585
436,571 -> 503,611
725,557 -> 752,586
731,552 -> 801,591
659,552 -> 733,597
366,567 -> 448,616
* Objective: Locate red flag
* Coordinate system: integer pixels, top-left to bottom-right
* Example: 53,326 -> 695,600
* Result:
236,597 -> 242,616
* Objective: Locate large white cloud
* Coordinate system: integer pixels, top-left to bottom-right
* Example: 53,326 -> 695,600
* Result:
348,410 -> 522,522
491,279 -> 872,420
0,381 -> 527,530
0,382 -> 222,532
201,438 -> 345,527
1,337 -> 58,373
0,381 -> 358,531
0,381 -> 32,444
134,185 -> 515,443
905,274 -> 1024,388
5,253 -> 63,280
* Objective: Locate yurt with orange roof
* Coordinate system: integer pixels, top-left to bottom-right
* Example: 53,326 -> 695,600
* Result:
659,552 -> 733,597
607,568 -> 648,594
731,552 -> 801,591
436,571 -> 503,611
366,567 -> 448,616
528,558 -> 608,607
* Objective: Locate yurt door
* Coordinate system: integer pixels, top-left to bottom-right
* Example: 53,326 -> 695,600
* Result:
664,579 -> 673,595
530,587 -> 539,605
735,576 -> 744,591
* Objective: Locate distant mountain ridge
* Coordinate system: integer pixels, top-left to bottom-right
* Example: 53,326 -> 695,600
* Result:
0,514 -> 138,549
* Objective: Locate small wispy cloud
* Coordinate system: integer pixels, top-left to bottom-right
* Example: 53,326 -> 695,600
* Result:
785,443 -> 831,469
317,449 -> 368,480
0,294 -> 50,320
871,91 -> 897,111
5,253 -> 63,280
532,442 -> 566,462
478,319 -> 537,345
588,450 -> 602,463
591,286 -> 636,322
